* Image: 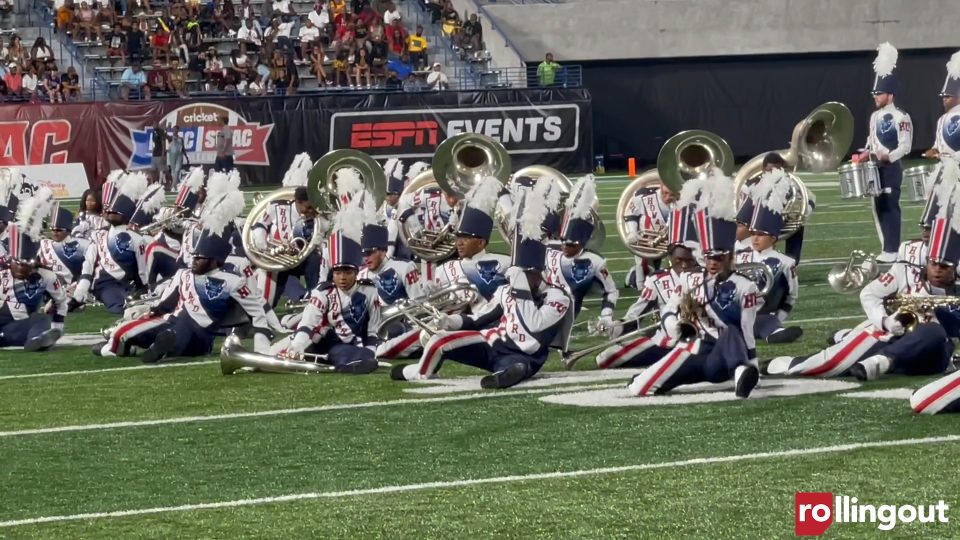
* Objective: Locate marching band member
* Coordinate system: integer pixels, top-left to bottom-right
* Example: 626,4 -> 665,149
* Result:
391,187 -> 574,388
382,159 -> 426,259
595,223 -> 698,369
627,169 -> 761,398
544,174 -> 618,322
918,52 -> 960,229
857,43 -> 912,263
71,182 -> 109,240
434,176 -> 510,303
735,168 -> 803,344
361,214 -> 431,360
911,369 -> 960,415
282,192 -> 382,374
0,188 -> 68,351
623,178 -> 677,289
767,190 -> 960,380
70,172 -> 150,314
98,190 -> 272,361
397,181 -> 461,273
146,167 -> 205,286
39,202 -> 89,287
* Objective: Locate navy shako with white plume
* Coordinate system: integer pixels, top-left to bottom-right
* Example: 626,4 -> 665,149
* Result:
359,191 -> 389,252
108,171 -> 149,222
282,153 -> 313,187
9,187 -> 54,262
329,191 -> 370,270
670,176 -> 708,249
940,51 -> 960,98
692,169 -> 738,256
130,183 -> 166,228
175,167 -> 206,211
0,167 -> 24,222
748,168 -> 791,237
195,190 -> 246,264
383,157 -> 404,194
511,176 -> 552,272
457,176 -> 501,241
50,201 -> 73,231
871,42 -> 899,95
560,174 -> 596,246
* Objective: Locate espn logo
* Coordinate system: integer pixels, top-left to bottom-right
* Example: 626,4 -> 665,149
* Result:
795,492 -> 950,535
350,121 -> 439,149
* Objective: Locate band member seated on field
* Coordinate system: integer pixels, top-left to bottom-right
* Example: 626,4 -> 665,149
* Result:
735,166 -> 803,344
70,172 -> 151,314
767,190 -> 960,380
623,178 -> 677,289
97,191 -> 272,361
391,188 -> 574,389
381,159 -> 427,260
279,192 -> 382,374
0,189 -> 68,351
544,174 -> 618,324
627,169 -> 761,398
595,220 -> 698,370
39,202 -> 89,288
146,167 -> 206,287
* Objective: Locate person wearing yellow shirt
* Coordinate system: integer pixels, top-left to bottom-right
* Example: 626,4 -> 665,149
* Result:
407,25 -> 428,69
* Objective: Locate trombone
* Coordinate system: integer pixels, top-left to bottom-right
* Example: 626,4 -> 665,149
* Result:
561,311 -> 661,370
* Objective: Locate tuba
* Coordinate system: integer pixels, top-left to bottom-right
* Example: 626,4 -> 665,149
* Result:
616,130 -> 734,259
734,102 -> 853,240
398,133 -> 510,262
827,250 -> 879,293
241,149 -> 386,272
736,262 -> 776,296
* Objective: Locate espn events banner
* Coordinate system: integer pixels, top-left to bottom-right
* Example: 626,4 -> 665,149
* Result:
0,89 -> 593,187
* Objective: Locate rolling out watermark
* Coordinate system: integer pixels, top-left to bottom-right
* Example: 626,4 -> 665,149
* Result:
795,492 -> 949,535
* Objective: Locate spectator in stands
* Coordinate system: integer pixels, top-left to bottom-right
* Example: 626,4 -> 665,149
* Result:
407,25 -> 427,69
120,61 -> 151,99
214,117 -> 234,170
4,64 -> 22,97
351,0 -> 369,13
385,18 -> 406,57
56,0 -> 74,35
355,16 -> 370,49
22,65 -> 38,100
353,46 -> 372,88
269,48 -> 288,93
368,15 -> 384,42
0,38 -> 7,64
184,15 -> 203,51
424,0 -> 442,24
168,57 -> 188,96
148,59 -> 171,94
311,44 -> 329,86
203,47 -> 225,89
75,2 -> 103,43
458,13 -> 482,52
297,19 -> 321,61
169,0 -> 187,19
537,52 -> 561,87
246,71 -> 265,95
369,33 -> 387,82
329,0 -> 346,25
308,4 -> 329,35
219,0 -> 238,35
331,45 -> 348,87
238,17 -> 264,54
8,35 -> 27,67
383,1 -> 400,25
186,0 -> 200,17
285,54 -> 300,94
107,23 -> 127,66
62,65 -> 81,100
386,52 -> 412,88
238,0 -> 256,21
97,0 -> 117,26
0,0 -> 15,21
170,24 -> 190,63
151,25 -> 172,65
126,20 -> 146,61
426,61 -> 447,90
42,64 -> 64,103
31,38 -> 55,71
440,2 -> 460,37
357,5 -> 377,28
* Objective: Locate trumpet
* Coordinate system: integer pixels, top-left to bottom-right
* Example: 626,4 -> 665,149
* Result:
377,279 -> 480,339
827,250 -> 879,294
562,311 -> 661,369
139,207 -> 190,236
883,295 -> 960,334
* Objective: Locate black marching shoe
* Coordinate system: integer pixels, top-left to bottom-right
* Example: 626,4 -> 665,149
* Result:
766,326 -> 803,344
735,365 -> 760,398
390,363 -> 410,381
480,363 -> 528,389
24,329 -> 62,352
141,329 -> 177,364
336,357 -> 379,375
91,341 -> 108,356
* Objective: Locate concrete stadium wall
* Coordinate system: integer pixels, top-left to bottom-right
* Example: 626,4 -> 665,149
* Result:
474,0 -> 960,62
451,0 -> 527,71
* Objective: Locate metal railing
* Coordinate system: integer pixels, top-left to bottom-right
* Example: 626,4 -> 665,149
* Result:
457,64 -> 582,90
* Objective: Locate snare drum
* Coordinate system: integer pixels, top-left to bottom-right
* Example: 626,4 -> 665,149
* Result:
837,162 -> 881,198
904,165 -> 934,202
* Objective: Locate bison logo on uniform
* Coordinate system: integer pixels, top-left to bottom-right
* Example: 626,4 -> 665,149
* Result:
571,259 -> 593,284
477,260 -> 501,285
203,278 -> 225,299
378,269 -> 400,297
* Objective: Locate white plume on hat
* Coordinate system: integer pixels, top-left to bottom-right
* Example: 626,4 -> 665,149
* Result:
16,187 -> 54,241
932,160 -> 960,214
203,170 -> 243,218
106,169 -> 126,186
383,158 -> 401,180
543,178 -> 563,214
873,42 -> 898,77
519,177 -> 552,240
118,171 -> 149,201
138,183 -> 166,215
333,189 -> 368,243
947,51 -> 960,81
405,161 -> 430,180
203,190 -> 245,237
183,167 -> 205,193
465,176 -> 501,213
566,174 -> 596,220
282,153 -> 313,187
335,167 -> 364,200
677,176 -> 707,208
357,189 -> 381,227
754,168 -> 792,215
0,168 -> 19,205
695,169 -> 736,221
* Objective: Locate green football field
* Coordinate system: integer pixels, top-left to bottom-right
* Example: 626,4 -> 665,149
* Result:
1,171 -> 958,539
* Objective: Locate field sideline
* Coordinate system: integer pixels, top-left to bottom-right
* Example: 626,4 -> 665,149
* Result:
1,170 -> 957,538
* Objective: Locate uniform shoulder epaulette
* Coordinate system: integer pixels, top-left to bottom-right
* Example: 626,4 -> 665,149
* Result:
637,186 -> 659,197
654,268 -> 672,277
357,278 -> 376,287
315,281 -> 335,291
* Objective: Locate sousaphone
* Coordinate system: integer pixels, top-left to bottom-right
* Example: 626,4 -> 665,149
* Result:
242,149 -> 386,272
616,130 -> 734,259
733,102 -> 853,240
398,133 -> 511,262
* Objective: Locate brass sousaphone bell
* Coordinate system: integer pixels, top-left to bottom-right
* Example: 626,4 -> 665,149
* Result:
398,133 -> 511,262
616,130 -> 734,259
734,102 -> 854,240
241,149 -> 386,272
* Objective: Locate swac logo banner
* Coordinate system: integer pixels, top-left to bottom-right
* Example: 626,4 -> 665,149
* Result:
129,103 -> 274,168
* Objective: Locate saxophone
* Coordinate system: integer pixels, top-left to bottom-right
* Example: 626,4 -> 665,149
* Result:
883,295 -> 960,333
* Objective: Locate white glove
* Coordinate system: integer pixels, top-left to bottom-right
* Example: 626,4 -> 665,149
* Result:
664,316 -> 682,340
124,304 -> 152,320
626,231 -> 641,245
883,316 -> 905,336
253,332 -> 272,354
596,315 -> 615,335
505,266 -> 526,285
289,332 -> 310,354
436,313 -> 462,331
72,278 -> 91,303
776,309 -> 789,323
265,309 -> 290,334
252,227 -> 268,250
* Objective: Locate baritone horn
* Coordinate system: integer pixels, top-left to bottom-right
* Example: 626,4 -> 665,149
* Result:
220,334 -> 336,375
377,279 -> 480,339
561,310 -> 661,370
827,250 -> 879,294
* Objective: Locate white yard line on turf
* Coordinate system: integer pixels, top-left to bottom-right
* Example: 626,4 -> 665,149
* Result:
0,361 -> 218,381
0,383 -> 624,439
2,434 -> 957,528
